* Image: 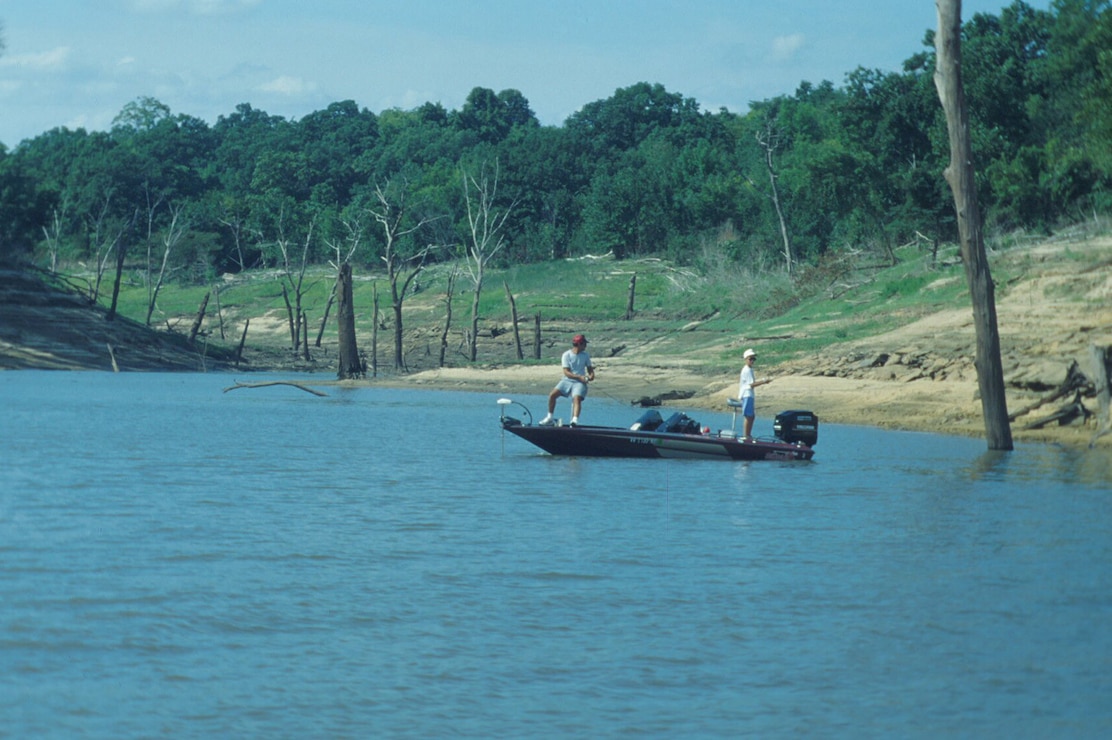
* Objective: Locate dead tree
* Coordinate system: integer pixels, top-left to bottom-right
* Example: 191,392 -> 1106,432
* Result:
754,117 -> 795,277
367,178 -> 439,371
504,280 -> 524,360
188,291 -> 210,345
534,314 -> 542,360
626,273 -> 637,320
460,160 -> 517,362
335,263 -> 362,379
439,270 -> 457,368
145,201 -> 188,326
934,0 -> 1013,450
235,319 -> 250,367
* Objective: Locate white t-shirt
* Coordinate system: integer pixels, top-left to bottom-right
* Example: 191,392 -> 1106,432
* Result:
738,364 -> 756,399
562,349 -> 592,378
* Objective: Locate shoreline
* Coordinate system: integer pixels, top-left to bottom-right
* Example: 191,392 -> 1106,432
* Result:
359,361 -> 1110,449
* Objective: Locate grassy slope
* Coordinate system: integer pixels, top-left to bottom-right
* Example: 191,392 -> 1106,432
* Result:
100,228 -> 1109,383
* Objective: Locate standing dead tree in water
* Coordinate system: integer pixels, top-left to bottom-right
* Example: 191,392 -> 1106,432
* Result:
934,0 -> 1013,450
335,262 -> 362,379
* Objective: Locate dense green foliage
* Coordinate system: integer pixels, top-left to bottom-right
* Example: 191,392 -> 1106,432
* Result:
0,1 -> 1108,287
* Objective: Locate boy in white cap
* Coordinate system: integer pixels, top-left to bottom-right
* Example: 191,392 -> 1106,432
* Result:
540,334 -> 595,426
738,348 -> 772,439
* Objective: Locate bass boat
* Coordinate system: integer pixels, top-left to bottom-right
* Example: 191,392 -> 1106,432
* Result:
498,399 -> 817,461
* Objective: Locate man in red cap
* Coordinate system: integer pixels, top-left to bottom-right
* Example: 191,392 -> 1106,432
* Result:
539,333 -> 595,426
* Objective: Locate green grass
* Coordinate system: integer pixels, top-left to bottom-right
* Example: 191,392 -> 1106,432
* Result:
84,233 -> 1106,373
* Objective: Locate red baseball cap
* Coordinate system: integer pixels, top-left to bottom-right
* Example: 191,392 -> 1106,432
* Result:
573,334 -> 588,345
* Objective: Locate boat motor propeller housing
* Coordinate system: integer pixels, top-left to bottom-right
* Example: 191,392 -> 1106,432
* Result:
773,410 -> 818,446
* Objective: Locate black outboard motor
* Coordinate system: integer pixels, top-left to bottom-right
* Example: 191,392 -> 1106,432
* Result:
661,412 -> 702,434
773,410 -> 818,446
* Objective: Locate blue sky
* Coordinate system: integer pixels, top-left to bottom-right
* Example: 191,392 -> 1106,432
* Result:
0,0 -> 1047,148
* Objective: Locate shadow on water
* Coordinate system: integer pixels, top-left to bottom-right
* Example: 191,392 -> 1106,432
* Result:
967,443 -> 1112,488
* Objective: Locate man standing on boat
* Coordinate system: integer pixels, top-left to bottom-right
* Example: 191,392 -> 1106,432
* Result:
540,334 -> 595,426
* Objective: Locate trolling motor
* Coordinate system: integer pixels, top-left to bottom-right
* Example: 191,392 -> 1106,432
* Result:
497,398 -> 532,428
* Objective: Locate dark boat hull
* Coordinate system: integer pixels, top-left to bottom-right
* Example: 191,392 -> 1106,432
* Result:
502,422 -> 814,461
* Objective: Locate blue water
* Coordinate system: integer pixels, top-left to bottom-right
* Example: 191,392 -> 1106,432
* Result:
1,371 -> 1110,737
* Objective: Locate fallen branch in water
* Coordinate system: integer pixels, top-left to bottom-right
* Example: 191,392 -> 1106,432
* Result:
222,380 -> 328,397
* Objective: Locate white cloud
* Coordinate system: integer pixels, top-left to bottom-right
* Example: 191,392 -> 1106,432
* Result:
259,76 -> 317,96
0,47 -> 71,70
771,34 -> 805,62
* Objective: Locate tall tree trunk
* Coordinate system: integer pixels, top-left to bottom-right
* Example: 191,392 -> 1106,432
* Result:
934,0 -> 1013,451
336,263 -> 362,379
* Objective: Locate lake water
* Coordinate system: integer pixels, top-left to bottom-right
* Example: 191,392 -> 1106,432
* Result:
1,370 -> 1110,737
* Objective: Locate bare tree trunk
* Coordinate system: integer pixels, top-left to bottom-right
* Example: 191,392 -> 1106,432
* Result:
107,239 -> 127,321
626,273 -> 637,320
439,271 -> 456,368
1090,344 -> 1112,447
534,313 -> 542,360
336,263 -> 362,379
461,160 -> 516,363
468,278 -> 483,362
301,310 -> 311,362
504,280 -> 523,360
214,285 -> 226,340
755,119 -> 794,277
371,283 -> 379,378
235,319 -> 250,367
189,291 -> 210,346
281,283 -> 296,350
316,284 -> 336,347
934,0 -> 1013,450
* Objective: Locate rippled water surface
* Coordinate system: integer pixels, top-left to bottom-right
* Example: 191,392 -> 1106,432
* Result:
2,371 -> 1110,737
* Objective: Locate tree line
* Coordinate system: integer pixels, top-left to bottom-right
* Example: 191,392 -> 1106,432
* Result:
0,0 -> 1108,303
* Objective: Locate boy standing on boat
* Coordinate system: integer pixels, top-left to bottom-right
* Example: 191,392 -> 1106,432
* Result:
738,348 -> 772,439
540,334 -> 595,426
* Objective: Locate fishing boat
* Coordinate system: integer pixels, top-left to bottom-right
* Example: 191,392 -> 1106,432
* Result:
498,399 -> 817,461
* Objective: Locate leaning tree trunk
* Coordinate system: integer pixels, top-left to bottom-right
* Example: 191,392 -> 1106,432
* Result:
336,263 -> 362,379
934,0 -> 1013,450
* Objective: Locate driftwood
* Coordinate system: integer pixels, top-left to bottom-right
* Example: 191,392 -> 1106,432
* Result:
1006,349 -> 1112,442
1020,391 -> 1092,430
222,380 -> 328,397
1008,360 -> 1091,421
631,390 -> 695,407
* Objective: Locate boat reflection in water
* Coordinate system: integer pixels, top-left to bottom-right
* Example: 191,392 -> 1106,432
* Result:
498,399 -> 817,461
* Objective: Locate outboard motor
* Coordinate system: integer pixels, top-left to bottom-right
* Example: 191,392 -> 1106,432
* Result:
661,412 -> 702,434
773,410 -> 818,446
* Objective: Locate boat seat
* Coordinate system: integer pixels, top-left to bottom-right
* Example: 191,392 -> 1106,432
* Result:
727,397 -> 744,431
